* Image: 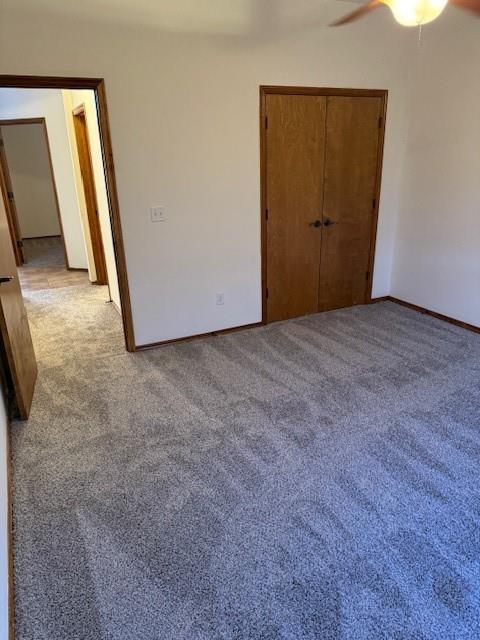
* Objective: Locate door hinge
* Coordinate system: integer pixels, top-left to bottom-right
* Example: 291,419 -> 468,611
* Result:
17,240 -> 23,248
372,198 -> 376,209
266,287 -> 269,299
366,271 -> 370,281
265,208 -> 268,221
7,191 -> 14,201
378,116 -> 383,129
265,116 -> 268,130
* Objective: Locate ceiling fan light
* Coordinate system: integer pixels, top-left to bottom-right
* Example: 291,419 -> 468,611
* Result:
384,0 -> 449,25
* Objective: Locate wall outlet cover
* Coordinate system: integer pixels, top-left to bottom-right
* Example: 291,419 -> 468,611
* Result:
150,206 -> 166,222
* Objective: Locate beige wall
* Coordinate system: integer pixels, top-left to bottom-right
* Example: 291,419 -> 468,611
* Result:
0,389 -> 7,640
0,1 -> 419,346
0,88 -> 89,269
391,13 -> 480,327
0,3 -> 477,342
2,123 -> 61,239
61,91 -> 97,283
65,89 -> 121,311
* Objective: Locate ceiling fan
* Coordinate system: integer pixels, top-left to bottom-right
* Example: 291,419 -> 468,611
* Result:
332,0 -> 480,26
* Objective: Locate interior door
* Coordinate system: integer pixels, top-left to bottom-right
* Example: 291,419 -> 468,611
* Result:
0,128 -> 24,266
265,94 -> 326,322
0,185 -> 37,419
318,96 -> 383,311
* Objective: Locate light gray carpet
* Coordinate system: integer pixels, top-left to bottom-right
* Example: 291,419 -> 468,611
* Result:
11,284 -> 480,639
22,236 -> 65,268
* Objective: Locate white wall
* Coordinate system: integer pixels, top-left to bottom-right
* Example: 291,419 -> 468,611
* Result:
68,89 -> 122,311
62,91 -> 98,283
2,123 -> 61,239
0,177 -> 10,635
1,2 -> 477,342
391,12 -> 480,327
0,390 -> 8,640
0,0 -> 417,346
0,89 -> 89,269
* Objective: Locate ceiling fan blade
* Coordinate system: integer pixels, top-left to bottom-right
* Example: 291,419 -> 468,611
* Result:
331,0 -> 383,26
449,0 -> 480,14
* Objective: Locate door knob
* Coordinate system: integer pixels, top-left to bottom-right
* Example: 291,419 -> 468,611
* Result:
0,276 -> 14,284
323,218 -> 337,227
309,220 -> 322,228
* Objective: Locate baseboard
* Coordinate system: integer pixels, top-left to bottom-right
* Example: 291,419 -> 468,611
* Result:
67,267 -> 88,273
371,296 -> 480,334
137,296 -> 480,351
22,235 -> 61,240
135,321 -> 264,351
111,301 -> 122,316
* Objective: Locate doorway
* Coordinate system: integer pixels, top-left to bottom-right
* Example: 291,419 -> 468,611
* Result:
0,118 -> 69,271
0,76 -> 135,420
260,86 -> 387,323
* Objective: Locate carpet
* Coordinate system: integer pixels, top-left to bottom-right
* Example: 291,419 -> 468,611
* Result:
22,237 -> 65,268
11,284 -> 480,639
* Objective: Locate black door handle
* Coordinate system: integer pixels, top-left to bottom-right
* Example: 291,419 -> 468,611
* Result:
309,220 -> 322,228
323,218 -> 337,227
0,276 -> 14,284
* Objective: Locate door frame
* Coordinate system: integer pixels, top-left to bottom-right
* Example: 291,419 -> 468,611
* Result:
259,85 -> 388,323
72,104 -> 108,285
0,117 -> 70,269
0,75 -> 135,352
0,127 -> 24,266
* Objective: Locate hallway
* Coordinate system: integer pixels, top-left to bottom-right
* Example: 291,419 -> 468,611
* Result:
10,287 -> 480,639
19,237 -> 89,292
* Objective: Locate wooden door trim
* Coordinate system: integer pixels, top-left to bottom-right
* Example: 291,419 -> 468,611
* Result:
0,117 -> 43,126
366,94 -> 388,302
260,85 -> 388,323
0,130 -> 24,266
261,86 -> 387,98
0,75 -> 135,351
371,296 -> 480,333
72,106 -> 108,285
0,117 -> 70,269
72,104 -> 85,117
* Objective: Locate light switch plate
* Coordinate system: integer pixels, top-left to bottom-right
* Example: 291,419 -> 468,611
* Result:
150,206 -> 166,222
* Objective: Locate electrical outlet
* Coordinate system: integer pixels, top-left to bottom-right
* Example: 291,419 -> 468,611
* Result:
216,293 -> 225,306
150,206 -> 166,222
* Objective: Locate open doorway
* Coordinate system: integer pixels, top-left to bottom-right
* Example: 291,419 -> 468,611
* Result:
0,118 -> 70,275
0,76 -> 135,420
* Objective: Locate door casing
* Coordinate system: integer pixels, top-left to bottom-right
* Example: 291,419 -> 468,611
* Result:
0,128 -> 24,266
72,105 -> 109,286
259,85 -> 388,324
0,75 -> 136,352
0,117 -> 69,269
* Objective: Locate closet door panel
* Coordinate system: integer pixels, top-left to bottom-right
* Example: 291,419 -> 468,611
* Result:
319,96 -> 382,311
265,94 -> 326,322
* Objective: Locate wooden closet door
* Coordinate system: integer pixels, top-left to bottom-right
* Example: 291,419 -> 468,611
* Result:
318,96 -> 382,311
265,94 -> 326,322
